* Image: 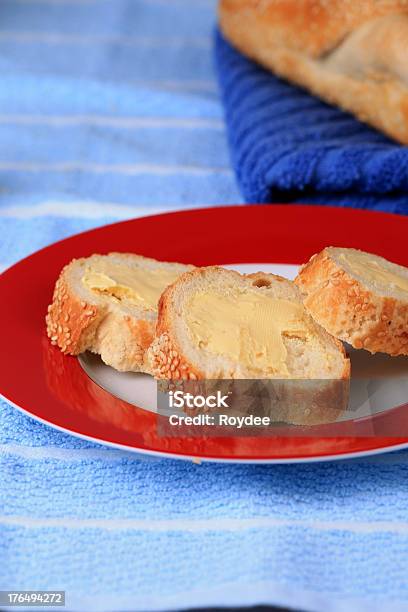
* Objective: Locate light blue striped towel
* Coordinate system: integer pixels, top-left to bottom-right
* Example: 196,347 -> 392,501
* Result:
1,2 -> 408,611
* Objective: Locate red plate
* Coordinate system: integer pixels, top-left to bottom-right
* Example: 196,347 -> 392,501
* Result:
1,204 -> 408,463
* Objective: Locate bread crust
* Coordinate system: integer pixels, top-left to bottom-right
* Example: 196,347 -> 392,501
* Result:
219,0 -> 408,143
46,254 -> 194,372
46,265 -> 100,354
46,260 -> 153,372
295,248 -> 408,356
148,273 -> 204,380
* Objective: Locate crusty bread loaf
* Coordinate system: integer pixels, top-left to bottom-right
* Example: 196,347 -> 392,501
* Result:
295,247 -> 408,356
219,0 -> 408,143
148,266 -> 350,380
46,253 -> 194,372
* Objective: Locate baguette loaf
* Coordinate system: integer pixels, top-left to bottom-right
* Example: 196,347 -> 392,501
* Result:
295,247 -> 408,356
148,266 -> 349,380
46,253 -> 194,372
219,0 -> 408,143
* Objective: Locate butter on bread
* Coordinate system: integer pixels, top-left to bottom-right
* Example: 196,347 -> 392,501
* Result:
148,266 -> 350,381
46,253 -> 194,372
295,247 -> 408,356
219,0 -> 408,143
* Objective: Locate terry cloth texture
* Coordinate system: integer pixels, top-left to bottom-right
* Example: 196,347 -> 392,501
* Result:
214,30 -> 408,214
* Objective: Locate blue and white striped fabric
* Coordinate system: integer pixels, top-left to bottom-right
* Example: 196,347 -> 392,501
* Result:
1,2 -> 408,612
0,0 -> 240,273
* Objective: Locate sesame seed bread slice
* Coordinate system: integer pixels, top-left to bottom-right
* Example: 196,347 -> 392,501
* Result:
46,253 -> 194,372
295,247 -> 408,356
148,266 -> 350,381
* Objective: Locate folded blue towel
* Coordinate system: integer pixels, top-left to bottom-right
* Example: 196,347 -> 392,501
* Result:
214,30 -> 408,215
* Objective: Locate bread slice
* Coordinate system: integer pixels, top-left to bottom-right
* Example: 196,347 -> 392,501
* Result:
148,266 -> 349,380
295,247 -> 408,356
46,253 -> 194,372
